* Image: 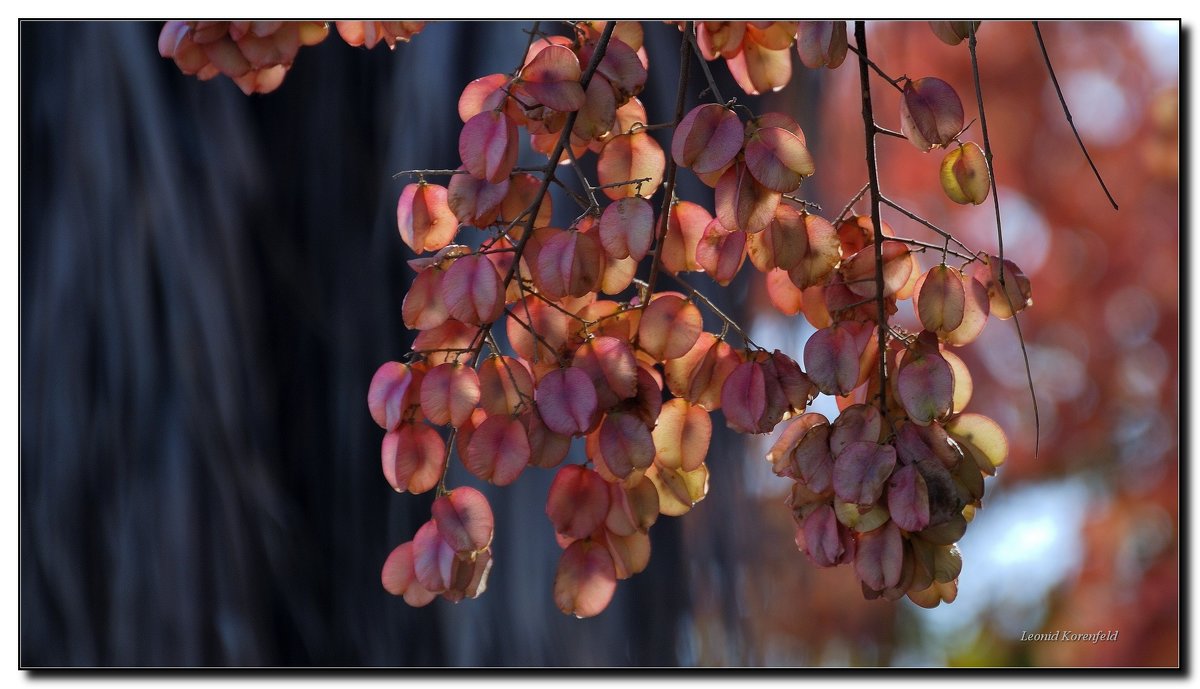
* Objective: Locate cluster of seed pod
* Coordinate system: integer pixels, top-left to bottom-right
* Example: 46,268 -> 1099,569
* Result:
158,20 -> 425,94
370,20 -> 1033,614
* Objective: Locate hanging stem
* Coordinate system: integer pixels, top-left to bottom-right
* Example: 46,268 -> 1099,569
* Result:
855,21 -> 890,413
968,22 -> 1040,461
642,22 -> 693,304
1032,22 -> 1118,210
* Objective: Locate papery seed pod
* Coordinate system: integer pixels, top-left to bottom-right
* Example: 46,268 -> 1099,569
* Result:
597,130 -> 664,200
804,324 -> 861,396
381,422 -> 446,494
887,463 -> 931,532
460,110 -> 519,183
943,270 -> 992,345
715,163 -> 780,234
431,486 -> 495,556
381,541 -> 438,606
336,20 -> 424,49
726,33 -> 792,96
695,219 -> 748,285
629,364 -> 664,427
830,404 -> 883,456
518,45 -> 585,112
441,254 -> 505,325
721,360 -> 767,434
411,519 -> 458,594
419,362 -> 481,428
767,412 -> 825,479
800,503 -> 853,567
697,22 -> 746,61
907,579 -> 958,608
596,528 -> 651,580
572,335 -> 638,409
636,294 -> 703,361
535,367 -> 599,436
899,77 -> 965,152
604,476 -> 659,536
598,196 -> 655,261
945,413 -> 1008,475
744,126 -> 815,193
661,200 -> 711,273
368,361 -> 416,431
786,212 -> 841,289
522,410 -> 573,469
645,461 -> 709,516
895,333 -> 955,425
928,21 -> 980,46
653,398 -> 713,471
457,73 -> 511,122
397,182 -> 460,254
940,142 -> 991,205
747,205 -> 808,272
841,240 -> 913,299
534,228 -> 604,300
595,411 -> 655,479
554,539 -> 617,618
440,547 -> 493,602
832,441 -> 897,507
546,464 -> 611,539
796,21 -> 848,69
500,172 -> 554,230
855,521 -> 904,592
464,414 -> 530,486
580,35 -> 647,104
972,254 -> 1033,319
447,168 -> 509,227
766,268 -> 805,315
914,265 -> 967,335
671,103 -> 744,174
477,356 -> 534,416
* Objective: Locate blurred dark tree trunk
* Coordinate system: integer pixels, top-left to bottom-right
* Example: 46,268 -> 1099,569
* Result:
20,20 -> 700,667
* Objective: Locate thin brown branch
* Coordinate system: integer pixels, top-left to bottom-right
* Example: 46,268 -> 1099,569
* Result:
1032,22 -> 1118,210
511,21 -> 542,78
835,183 -> 870,224
875,124 -> 907,140
593,176 -> 653,193
878,194 -> 976,258
891,236 -> 974,262
855,21 -> 891,413
847,42 -> 905,92
643,275 -> 764,351
969,22 -> 1039,461
642,23 -> 692,304
684,27 -> 724,104
563,140 -> 600,210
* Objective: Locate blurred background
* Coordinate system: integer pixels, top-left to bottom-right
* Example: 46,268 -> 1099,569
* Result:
19,20 -> 1179,667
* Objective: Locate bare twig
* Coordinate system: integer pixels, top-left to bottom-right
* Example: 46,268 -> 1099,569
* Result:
642,23 -> 692,305
835,183 -> 871,224
1032,21 -> 1118,210
847,43 -> 905,92
969,22 -> 1040,461
563,140 -> 600,210
875,124 -> 907,140
592,176 -> 653,193
684,27 -> 725,104
641,276 -> 763,351
855,21 -> 891,413
891,236 -> 974,262
878,194 -> 976,258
